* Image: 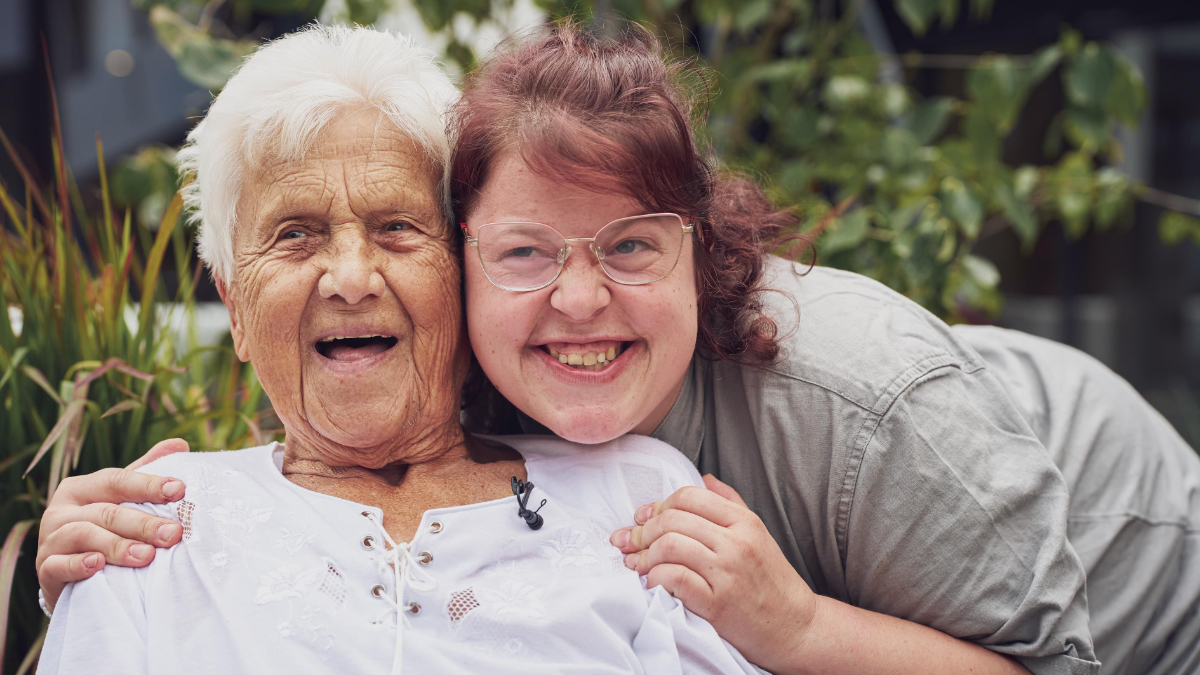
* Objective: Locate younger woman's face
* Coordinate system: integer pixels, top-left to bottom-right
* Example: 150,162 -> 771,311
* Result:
464,154 -> 698,443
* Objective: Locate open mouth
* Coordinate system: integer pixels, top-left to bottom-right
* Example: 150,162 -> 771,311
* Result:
315,334 -> 399,362
540,341 -> 630,371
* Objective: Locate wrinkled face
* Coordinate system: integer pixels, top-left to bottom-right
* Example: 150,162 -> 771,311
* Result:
464,154 -> 698,443
221,108 -> 466,467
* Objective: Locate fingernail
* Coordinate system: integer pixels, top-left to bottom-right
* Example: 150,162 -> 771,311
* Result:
130,544 -> 153,560
635,505 -> 653,523
157,523 -> 180,543
161,480 -> 184,500
611,529 -> 630,548
83,553 -> 101,570
623,554 -> 637,570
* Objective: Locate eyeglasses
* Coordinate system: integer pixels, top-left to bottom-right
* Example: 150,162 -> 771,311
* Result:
462,213 -> 694,292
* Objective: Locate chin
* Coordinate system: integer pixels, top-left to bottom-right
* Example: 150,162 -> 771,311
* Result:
541,406 -> 636,445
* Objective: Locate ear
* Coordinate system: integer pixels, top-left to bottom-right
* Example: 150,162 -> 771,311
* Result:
214,275 -> 250,362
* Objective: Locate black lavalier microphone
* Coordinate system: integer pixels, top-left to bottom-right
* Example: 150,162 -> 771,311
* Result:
511,477 -> 546,530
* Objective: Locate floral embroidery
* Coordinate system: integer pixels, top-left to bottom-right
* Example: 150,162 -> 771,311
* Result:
539,527 -> 602,569
209,499 -> 274,534
255,564 -> 320,605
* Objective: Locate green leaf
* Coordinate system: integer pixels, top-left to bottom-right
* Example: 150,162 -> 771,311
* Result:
908,97 -> 955,145
1027,45 -> 1063,86
1064,106 -> 1111,150
744,59 -> 814,87
1159,211 -> 1200,246
1093,168 -> 1132,229
101,399 -> 143,419
964,111 -> 1000,163
821,209 -> 871,254
780,107 -> 821,151
149,7 -> 257,91
822,75 -> 871,109
734,0 -> 774,33
896,0 -> 938,36
1064,43 -> 1117,109
967,56 -> 1027,131
883,128 -> 920,169
964,254 -> 1000,288
941,177 -> 984,238
995,182 -> 1038,245
1106,57 -> 1147,128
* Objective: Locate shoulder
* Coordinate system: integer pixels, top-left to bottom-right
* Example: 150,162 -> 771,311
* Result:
130,444 -> 280,516
135,443 -> 279,481
501,434 -> 705,510
748,256 -> 985,412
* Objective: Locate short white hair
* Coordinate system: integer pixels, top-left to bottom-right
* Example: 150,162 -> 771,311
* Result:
177,24 -> 459,282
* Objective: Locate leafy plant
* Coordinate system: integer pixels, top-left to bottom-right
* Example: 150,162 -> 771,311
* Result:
0,116 -> 274,672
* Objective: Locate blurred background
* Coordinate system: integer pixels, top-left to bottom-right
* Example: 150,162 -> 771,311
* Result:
2,0 -> 1200,670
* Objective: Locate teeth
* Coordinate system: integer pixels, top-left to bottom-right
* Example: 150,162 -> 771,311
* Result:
549,344 -> 625,370
318,334 -> 388,342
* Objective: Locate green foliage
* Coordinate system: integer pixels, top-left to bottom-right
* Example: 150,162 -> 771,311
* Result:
0,126 -> 275,670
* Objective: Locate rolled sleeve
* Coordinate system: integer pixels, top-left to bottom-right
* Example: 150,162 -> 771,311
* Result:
843,365 -> 1099,675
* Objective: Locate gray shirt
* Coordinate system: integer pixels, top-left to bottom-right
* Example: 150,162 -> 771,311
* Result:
642,257 -> 1200,675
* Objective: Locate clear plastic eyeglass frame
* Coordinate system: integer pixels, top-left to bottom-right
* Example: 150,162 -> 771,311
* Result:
461,213 -> 695,292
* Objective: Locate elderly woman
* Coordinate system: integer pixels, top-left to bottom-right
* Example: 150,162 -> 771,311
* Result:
38,20 -> 1200,675
36,26 -> 767,675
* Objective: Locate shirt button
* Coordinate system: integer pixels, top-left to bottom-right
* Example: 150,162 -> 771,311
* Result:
417,551 -> 433,566
361,535 -> 375,550
406,601 -> 421,615
429,521 -> 443,534
370,584 -> 386,598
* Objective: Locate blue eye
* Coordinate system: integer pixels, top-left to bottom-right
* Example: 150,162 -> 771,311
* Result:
282,230 -> 306,240
386,222 -> 411,232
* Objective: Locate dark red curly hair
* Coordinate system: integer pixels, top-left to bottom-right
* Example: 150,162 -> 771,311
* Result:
452,21 -> 803,427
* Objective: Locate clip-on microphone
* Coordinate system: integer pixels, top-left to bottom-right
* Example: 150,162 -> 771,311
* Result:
511,477 -> 546,530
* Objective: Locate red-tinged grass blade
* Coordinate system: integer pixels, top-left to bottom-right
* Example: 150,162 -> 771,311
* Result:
23,399 -> 84,477
138,193 -> 182,342
0,346 -> 30,392
19,366 -> 63,406
75,357 -> 155,390
0,126 -> 51,224
100,398 -> 142,419
42,36 -> 70,239
0,519 -> 38,668
15,624 -> 46,675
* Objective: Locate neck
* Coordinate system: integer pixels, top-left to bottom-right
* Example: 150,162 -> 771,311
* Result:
280,416 -> 470,482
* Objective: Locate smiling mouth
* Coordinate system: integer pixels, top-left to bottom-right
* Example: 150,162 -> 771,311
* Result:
315,334 -> 399,362
541,342 -> 630,371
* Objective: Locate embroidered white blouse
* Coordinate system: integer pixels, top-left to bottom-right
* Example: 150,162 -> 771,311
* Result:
38,435 -> 768,675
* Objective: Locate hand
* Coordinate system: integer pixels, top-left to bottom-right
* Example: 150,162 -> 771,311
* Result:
36,439 -> 191,611
610,475 -> 816,674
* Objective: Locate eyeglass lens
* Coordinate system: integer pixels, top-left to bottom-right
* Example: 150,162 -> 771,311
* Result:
475,214 -> 686,291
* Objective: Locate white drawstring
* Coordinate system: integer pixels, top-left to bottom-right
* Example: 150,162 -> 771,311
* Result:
365,512 -> 437,675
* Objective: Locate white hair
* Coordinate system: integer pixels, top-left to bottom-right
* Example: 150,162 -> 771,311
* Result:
177,24 -> 459,282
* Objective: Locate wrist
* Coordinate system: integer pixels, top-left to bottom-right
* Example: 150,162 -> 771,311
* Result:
761,582 -> 825,675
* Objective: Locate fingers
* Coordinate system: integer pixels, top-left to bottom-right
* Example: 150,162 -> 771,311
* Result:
127,438 -> 190,471
44,503 -> 182,549
612,508 -> 726,554
645,563 -> 716,617
42,521 -> 159,571
38,552 -> 105,611
636,485 -> 743,527
701,474 -> 749,508
56,467 -> 185,508
624,530 -> 720,577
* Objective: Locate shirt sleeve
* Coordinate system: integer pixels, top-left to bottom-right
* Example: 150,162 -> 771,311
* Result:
843,364 -> 1100,675
38,565 -> 148,675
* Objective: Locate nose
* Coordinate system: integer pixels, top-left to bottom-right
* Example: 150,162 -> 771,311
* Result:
548,248 -> 612,321
318,225 -> 386,304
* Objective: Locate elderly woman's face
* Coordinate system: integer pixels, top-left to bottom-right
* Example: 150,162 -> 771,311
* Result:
221,109 -> 465,467
463,154 -> 699,444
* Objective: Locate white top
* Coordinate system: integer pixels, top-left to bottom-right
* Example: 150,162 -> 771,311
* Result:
39,435 -> 768,675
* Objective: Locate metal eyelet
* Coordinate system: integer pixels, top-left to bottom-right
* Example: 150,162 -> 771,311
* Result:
406,601 -> 421,615
429,521 -> 443,534
361,510 -> 373,518
361,535 -> 375,550
370,584 -> 386,598
417,551 -> 433,565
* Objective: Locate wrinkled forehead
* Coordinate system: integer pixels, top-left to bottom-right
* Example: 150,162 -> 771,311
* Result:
239,111 -> 443,227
